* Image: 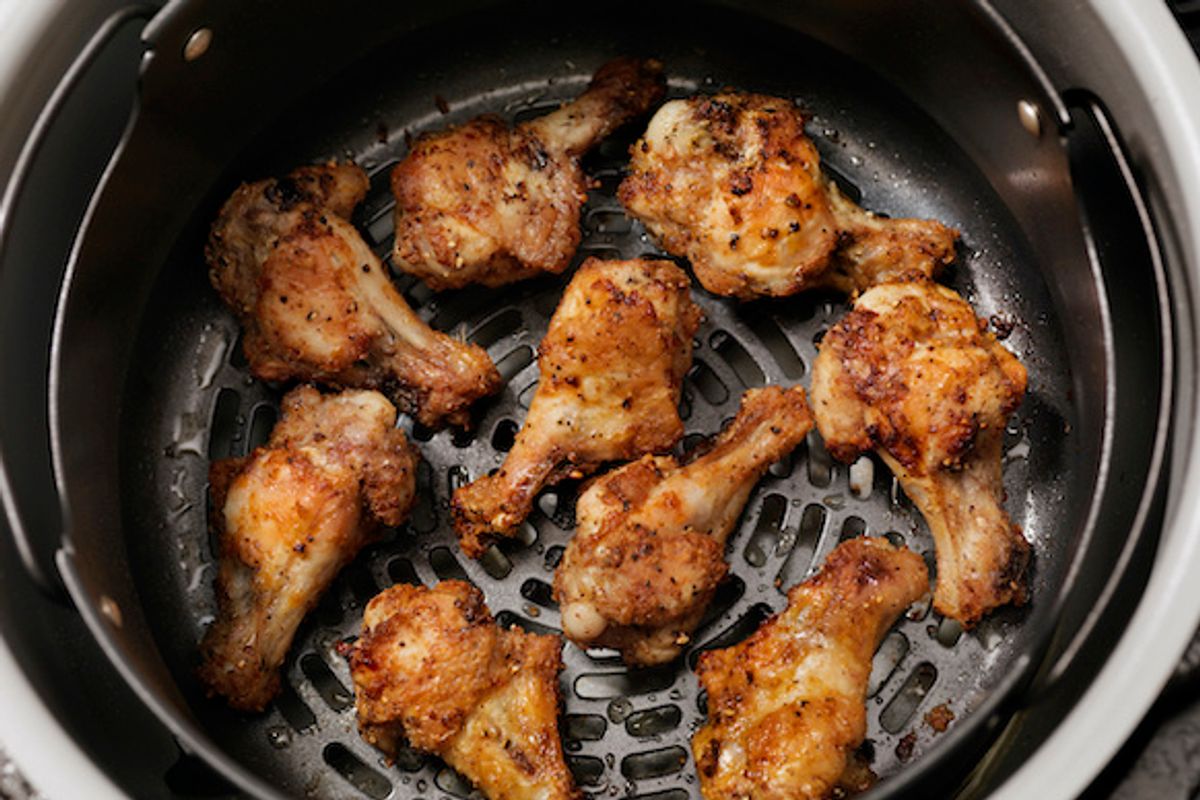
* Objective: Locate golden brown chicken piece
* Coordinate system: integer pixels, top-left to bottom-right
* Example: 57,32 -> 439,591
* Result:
207,162 -> 501,428
347,581 -> 579,800
554,385 -> 812,665
619,94 -> 958,299
391,57 -> 665,290
452,257 -> 701,557
198,386 -> 418,711
810,280 -> 1029,625
693,537 -> 929,800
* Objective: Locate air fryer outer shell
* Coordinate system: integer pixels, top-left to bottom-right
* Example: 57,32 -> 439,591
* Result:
0,2 -> 1198,799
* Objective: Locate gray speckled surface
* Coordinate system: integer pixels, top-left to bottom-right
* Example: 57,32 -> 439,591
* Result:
0,749 -> 40,800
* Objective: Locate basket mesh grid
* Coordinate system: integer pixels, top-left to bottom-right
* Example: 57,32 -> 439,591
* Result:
137,64 -> 1049,800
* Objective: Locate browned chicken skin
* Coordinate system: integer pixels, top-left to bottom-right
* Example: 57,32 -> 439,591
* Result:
347,581 -> 579,800
619,94 -> 958,299
391,58 -> 666,290
207,162 -> 501,428
810,280 -> 1029,624
452,257 -> 702,557
198,386 -> 418,711
693,537 -> 929,800
554,385 -> 813,665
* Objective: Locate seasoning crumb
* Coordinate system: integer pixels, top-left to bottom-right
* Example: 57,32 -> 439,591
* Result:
924,703 -> 955,733
989,313 -> 1016,340
894,731 -> 917,762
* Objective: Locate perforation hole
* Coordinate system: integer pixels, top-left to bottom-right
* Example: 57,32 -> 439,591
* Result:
695,576 -> 746,633
469,308 -> 523,349
686,360 -> 729,405
839,515 -> 867,542
409,460 -> 437,533
806,431 -> 834,487
880,662 -> 938,733
709,330 -> 765,388
626,705 -> 682,738
746,314 -> 806,379
520,578 -> 556,609
300,655 -> 353,711
690,604 -> 773,669
323,743 -> 391,799
936,616 -> 963,647
586,208 -> 632,235
496,345 -> 535,382
868,631 -> 909,698
564,714 -> 607,741
274,684 -> 316,732
346,562 -> 379,607
621,746 -> 688,780
491,419 -> 518,452
769,450 -> 794,478
404,279 -> 435,309
429,547 -> 470,583
207,387 -> 241,460
435,766 -> 474,797
567,755 -> 605,786
479,546 -> 513,579
518,380 -> 538,409
822,162 -> 863,203
575,668 -> 676,699
430,290 -> 495,332
386,557 -> 421,586
448,464 -> 471,494
776,504 -> 827,589
743,494 -> 788,567
513,102 -> 561,125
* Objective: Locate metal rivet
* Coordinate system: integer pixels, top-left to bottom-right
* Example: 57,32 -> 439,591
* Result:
183,27 -> 212,62
99,594 -> 123,628
1017,100 -> 1042,138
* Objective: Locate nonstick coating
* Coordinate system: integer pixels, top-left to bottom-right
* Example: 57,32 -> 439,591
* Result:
119,7 -> 1079,799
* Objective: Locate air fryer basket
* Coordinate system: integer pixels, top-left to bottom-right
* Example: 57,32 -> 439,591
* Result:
43,2 -> 1170,799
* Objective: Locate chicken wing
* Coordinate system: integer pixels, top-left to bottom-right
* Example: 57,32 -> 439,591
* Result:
619,94 -> 958,299
452,257 -> 701,557
554,385 -> 812,665
346,580 -> 578,800
207,162 -> 501,428
391,57 -> 665,290
693,537 -> 929,800
198,386 -> 418,711
810,280 -> 1029,624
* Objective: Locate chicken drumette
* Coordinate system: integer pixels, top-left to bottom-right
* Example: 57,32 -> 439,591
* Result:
391,57 -> 665,290
619,94 -> 958,299
198,386 -> 418,711
554,385 -> 812,665
810,280 -> 1029,625
346,580 -> 578,800
207,162 -> 501,428
693,537 -> 929,800
452,257 -> 701,557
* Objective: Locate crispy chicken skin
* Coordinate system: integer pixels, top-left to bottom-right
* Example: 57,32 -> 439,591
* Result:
198,386 -> 418,711
810,280 -> 1029,625
619,94 -> 958,299
207,162 -> 501,428
693,537 -> 929,800
554,385 -> 813,665
391,58 -> 666,290
347,581 -> 579,800
452,257 -> 702,557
